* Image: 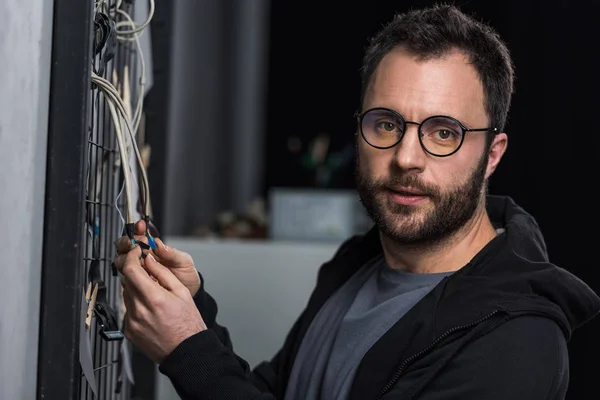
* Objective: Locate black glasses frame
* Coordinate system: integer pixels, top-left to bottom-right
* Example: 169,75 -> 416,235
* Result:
355,107 -> 498,157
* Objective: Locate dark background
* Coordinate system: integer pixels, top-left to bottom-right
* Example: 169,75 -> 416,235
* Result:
263,1 -> 599,398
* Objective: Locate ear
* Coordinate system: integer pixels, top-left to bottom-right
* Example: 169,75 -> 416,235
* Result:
485,133 -> 508,179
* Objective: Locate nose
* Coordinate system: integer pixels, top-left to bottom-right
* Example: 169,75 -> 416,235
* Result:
393,123 -> 427,172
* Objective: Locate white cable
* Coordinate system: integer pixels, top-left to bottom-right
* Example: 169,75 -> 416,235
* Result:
111,2 -> 152,214
91,1 -> 154,224
115,180 -> 126,235
92,73 -> 151,219
95,74 -> 150,217
92,74 -> 135,221
105,94 -> 135,224
115,9 -> 146,135
115,0 -> 155,35
115,13 -> 150,216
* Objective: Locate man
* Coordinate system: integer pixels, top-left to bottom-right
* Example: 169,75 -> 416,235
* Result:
115,4 -> 600,399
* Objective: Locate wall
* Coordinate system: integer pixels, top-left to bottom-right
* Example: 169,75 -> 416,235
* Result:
0,0 -> 54,399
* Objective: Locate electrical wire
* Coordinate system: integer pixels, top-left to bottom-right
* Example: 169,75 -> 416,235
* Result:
115,9 -> 146,141
102,86 -> 135,225
115,0 -> 155,35
92,71 -> 151,238
91,74 -> 138,216
115,180 -> 126,235
91,0 -> 155,244
111,1 -> 151,216
113,2 -> 155,232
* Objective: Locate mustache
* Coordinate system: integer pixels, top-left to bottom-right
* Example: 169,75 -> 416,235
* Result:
368,174 -> 440,197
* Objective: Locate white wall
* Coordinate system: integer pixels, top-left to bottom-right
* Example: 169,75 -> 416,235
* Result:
0,1 -> 54,399
155,238 -> 341,399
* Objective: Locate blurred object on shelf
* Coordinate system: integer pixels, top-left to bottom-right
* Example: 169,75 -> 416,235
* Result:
191,198 -> 268,239
284,132 -> 355,188
269,187 -> 372,242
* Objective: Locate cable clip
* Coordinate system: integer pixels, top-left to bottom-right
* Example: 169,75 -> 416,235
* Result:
95,301 -> 125,341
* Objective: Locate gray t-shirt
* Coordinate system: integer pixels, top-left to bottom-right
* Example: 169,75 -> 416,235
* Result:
284,255 -> 452,400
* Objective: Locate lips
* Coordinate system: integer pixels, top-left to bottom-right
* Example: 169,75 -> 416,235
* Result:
386,187 -> 429,206
387,186 -> 428,196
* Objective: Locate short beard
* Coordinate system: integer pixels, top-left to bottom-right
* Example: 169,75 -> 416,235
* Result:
356,150 -> 489,248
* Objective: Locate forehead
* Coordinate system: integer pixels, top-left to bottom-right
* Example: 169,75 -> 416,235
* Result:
364,47 -> 487,124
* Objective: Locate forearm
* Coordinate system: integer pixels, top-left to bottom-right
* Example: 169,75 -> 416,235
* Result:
191,271 -> 236,348
160,329 -> 276,400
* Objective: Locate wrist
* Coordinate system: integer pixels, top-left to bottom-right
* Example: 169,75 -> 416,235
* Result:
189,281 -> 201,297
189,271 -> 201,297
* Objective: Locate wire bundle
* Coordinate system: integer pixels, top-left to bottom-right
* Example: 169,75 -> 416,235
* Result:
92,0 -> 156,247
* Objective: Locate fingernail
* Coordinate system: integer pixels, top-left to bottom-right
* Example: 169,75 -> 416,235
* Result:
147,253 -> 155,262
159,240 -> 169,252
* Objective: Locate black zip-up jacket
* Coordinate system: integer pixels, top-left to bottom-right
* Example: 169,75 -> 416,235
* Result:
160,196 -> 600,399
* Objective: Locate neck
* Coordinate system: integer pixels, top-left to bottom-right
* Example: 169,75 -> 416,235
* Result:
380,202 -> 498,274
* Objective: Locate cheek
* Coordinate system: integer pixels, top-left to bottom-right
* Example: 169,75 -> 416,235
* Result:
431,168 -> 460,191
429,157 -> 479,190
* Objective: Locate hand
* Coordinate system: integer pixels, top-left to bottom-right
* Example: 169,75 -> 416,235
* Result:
118,246 -> 207,364
114,220 -> 201,296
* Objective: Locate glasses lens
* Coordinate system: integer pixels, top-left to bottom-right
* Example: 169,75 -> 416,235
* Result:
361,109 -> 404,148
420,116 -> 464,155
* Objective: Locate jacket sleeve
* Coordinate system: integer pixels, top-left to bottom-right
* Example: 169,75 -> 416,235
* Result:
383,316 -> 569,400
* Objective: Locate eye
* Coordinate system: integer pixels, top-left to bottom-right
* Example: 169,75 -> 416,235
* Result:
421,117 -> 463,143
434,129 -> 457,140
376,121 -> 398,132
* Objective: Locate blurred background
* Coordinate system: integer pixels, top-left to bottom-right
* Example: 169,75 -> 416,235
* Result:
2,0 -> 599,399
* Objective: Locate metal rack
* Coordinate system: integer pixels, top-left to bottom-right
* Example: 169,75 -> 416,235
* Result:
38,0 -> 142,398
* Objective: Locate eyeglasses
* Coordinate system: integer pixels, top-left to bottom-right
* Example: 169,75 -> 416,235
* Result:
356,107 -> 498,157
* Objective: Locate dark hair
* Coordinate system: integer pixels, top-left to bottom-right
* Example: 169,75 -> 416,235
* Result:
360,3 -> 515,139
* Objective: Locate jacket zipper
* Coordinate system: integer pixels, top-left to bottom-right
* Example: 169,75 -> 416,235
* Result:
375,309 -> 501,399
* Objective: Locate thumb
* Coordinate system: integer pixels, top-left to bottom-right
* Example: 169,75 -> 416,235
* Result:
134,220 -> 146,235
153,238 -> 195,269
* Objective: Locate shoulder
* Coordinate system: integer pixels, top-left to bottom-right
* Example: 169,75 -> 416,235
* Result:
477,315 -> 568,359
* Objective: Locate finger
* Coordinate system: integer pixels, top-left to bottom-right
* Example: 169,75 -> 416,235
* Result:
115,235 -> 135,254
143,254 -> 183,292
120,246 -> 156,296
114,253 -> 126,272
153,238 -> 194,269
135,220 -> 146,235
114,241 -> 151,272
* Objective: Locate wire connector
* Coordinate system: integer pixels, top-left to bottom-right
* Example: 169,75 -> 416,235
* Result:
144,215 -> 157,250
125,222 -> 135,244
147,234 -> 157,250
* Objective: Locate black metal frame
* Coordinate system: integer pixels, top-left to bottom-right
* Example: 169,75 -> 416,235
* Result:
37,0 -> 94,399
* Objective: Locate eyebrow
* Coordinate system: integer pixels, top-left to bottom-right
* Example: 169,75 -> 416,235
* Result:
367,105 -> 472,125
